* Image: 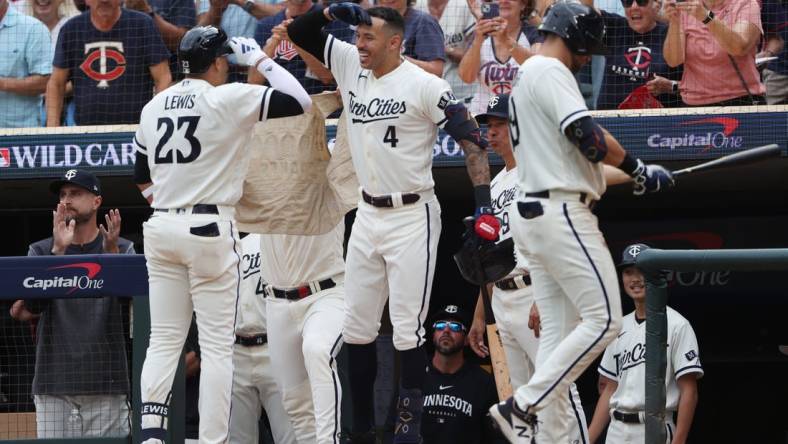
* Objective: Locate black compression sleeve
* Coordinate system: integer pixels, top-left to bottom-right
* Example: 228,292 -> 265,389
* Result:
265,89 -> 308,119
134,151 -> 151,184
287,8 -> 331,64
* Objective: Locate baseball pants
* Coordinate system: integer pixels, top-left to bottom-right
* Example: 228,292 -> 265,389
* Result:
266,284 -> 345,444
510,195 -> 622,433
492,285 -> 589,444
140,210 -> 241,444
34,394 -> 129,438
606,414 -> 675,444
230,342 -> 297,444
342,199 -> 441,351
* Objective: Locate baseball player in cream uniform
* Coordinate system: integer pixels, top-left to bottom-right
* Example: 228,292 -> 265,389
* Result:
288,4 -> 497,443
469,94 -> 590,444
260,221 -> 347,444
230,233 -> 297,444
132,26 -> 311,444
489,3 -> 675,443
588,243 -> 702,444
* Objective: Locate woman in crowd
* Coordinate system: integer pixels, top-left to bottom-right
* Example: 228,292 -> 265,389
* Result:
663,0 -> 765,106
458,0 -> 541,116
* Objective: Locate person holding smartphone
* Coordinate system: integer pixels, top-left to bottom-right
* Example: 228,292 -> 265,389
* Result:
458,0 -> 542,116
663,0 -> 765,105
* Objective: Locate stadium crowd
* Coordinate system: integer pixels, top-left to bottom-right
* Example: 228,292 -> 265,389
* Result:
0,0 -> 786,129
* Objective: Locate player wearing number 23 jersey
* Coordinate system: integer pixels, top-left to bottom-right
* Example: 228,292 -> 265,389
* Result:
132,27 -> 311,444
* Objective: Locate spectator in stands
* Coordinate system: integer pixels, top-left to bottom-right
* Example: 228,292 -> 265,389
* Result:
663,0 -> 765,105
45,0 -> 171,126
9,169 -> 134,438
421,304 -> 504,444
0,0 -> 52,128
458,0 -> 541,115
33,0 -> 79,125
415,0 -> 477,102
251,0 -> 352,93
124,0 -> 196,78
377,0 -> 446,76
197,0 -> 282,82
760,0 -> 788,104
590,0 -> 683,109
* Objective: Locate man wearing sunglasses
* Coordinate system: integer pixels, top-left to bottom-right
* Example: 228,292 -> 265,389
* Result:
589,0 -> 683,109
421,304 -> 506,444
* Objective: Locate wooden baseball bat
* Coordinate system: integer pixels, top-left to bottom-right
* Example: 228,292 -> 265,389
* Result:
672,144 -> 781,177
480,282 -> 513,401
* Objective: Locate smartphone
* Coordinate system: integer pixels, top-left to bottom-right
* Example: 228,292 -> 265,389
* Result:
481,2 -> 500,19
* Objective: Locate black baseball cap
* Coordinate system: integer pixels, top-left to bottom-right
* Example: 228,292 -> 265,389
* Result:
49,169 -> 102,196
431,304 -> 470,327
475,94 -> 509,124
617,243 -> 651,271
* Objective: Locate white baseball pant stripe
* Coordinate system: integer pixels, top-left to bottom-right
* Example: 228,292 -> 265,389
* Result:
511,199 -> 622,418
266,286 -> 345,444
342,200 -> 441,351
229,342 -> 296,444
140,214 -> 241,444
492,286 -> 589,444
605,415 -> 675,444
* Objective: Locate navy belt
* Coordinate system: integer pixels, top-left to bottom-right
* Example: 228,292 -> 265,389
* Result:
362,190 -> 420,208
235,334 -> 267,346
495,274 -> 532,290
524,191 -> 597,208
154,204 -> 219,215
612,410 -> 641,424
271,278 -> 336,300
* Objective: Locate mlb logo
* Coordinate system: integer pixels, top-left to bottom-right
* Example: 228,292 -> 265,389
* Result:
0,148 -> 10,167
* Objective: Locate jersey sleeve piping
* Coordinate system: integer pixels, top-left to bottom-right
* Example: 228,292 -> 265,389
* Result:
259,87 -> 273,122
674,364 -> 704,379
325,34 -> 336,70
559,109 -> 592,133
598,365 -> 617,379
133,136 -> 148,155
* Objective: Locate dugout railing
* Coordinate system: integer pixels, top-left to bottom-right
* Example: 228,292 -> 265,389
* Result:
0,254 -> 186,444
636,248 -> 788,444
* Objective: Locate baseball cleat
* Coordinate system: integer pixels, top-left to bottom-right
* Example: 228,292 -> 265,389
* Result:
488,397 -> 538,443
392,387 -> 424,444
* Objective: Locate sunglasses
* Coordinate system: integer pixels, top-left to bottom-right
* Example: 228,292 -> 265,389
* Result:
621,0 -> 650,7
433,321 -> 466,333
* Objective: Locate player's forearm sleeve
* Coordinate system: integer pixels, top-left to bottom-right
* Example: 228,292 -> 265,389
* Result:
287,8 -> 330,63
256,58 -> 312,113
134,151 -> 152,184
266,90 -> 310,118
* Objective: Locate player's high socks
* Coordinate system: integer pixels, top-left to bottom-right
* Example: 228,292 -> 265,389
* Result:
393,386 -> 424,444
489,396 -> 538,444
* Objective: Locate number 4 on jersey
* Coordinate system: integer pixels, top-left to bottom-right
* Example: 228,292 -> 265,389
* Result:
383,125 -> 399,148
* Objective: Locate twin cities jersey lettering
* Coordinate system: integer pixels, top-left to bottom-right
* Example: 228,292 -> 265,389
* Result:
508,55 -> 606,199
133,78 -> 273,209
490,166 -> 528,276
599,307 -> 703,411
237,234 -> 268,337
325,35 -> 454,195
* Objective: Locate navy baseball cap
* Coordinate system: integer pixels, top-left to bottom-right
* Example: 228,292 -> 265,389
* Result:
49,169 -> 102,196
475,94 -> 509,124
617,243 -> 651,271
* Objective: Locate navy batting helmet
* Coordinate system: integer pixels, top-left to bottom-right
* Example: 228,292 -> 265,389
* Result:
539,1 -> 607,55
178,26 -> 232,74
617,243 -> 651,271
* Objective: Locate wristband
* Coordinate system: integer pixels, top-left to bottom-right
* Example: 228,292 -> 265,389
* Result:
702,9 -> 714,25
141,186 -> 154,199
473,184 -> 492,210
243,0 -> 255,12
619,153 -> 640,176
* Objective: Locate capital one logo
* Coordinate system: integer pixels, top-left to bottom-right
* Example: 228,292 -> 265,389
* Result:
0,148 -> 10,168
647,117 -> 743,151
23,262 -> 104,294
80,42 -> 126,88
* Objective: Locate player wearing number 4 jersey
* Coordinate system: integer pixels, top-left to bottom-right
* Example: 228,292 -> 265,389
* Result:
489,2 -> 675,443
289,4 -> 497,443
132,26 -> 311,444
